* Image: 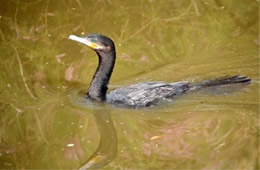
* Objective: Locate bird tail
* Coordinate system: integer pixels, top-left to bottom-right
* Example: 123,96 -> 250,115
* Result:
189,75 -> 251,91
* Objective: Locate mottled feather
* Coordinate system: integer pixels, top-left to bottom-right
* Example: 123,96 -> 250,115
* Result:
106,81 -> 190,107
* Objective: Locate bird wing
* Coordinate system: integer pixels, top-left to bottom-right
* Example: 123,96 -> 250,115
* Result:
106,81 -> 189,107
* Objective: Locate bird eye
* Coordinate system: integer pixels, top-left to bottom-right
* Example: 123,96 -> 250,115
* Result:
91,38 -> 97,43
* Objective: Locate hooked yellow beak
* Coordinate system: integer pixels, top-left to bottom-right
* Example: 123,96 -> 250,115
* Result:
69,35 -> 101,49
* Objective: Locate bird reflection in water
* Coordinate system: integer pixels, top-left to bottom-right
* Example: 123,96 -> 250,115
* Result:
79,109 -> 117,169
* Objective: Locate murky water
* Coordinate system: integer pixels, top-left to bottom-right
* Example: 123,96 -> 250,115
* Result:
0,0 -> 259,169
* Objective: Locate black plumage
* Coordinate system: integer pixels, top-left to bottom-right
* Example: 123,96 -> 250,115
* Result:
69,33 -> 251,107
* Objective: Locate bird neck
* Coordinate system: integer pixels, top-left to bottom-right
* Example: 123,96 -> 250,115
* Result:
87,50 -> 116,101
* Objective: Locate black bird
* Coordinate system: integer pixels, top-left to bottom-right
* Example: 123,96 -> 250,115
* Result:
68,33 -> 251,107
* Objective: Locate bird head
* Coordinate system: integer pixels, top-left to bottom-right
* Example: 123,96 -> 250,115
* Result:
69,33 -> 115,53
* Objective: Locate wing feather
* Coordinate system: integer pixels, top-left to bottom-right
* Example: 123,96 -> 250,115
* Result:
106,81 -> 189,107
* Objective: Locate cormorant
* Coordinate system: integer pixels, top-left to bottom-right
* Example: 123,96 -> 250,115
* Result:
68,33 -> 250,107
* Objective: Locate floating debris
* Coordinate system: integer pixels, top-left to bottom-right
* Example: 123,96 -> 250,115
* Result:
66,143 -> 75,147
150,135 -> 163,140
56,53 -> 66,63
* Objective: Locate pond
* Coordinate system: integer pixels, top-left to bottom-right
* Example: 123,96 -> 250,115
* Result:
0,0 -> 259,169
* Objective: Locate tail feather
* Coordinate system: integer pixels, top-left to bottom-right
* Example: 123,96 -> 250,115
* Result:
190,75 -> 251,91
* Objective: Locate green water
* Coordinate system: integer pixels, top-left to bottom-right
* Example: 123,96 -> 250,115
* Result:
0,0 -> 259,169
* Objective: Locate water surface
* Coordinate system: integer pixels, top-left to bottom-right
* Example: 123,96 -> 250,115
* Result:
0,0 -> 259,169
